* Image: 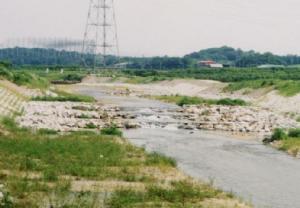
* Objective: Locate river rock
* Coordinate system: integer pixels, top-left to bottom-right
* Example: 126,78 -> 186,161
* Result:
17,101 -> 130,132
124,121 -> 141,129
180,104 -> 299,134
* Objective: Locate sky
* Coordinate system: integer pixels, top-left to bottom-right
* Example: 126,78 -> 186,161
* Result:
0,0 -> 300,57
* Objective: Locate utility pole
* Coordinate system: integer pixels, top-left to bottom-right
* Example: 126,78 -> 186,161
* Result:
82,0 -> 119,70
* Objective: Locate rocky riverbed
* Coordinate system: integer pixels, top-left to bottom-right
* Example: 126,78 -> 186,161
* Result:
17,101 -> 140,131
177,105 -> 299,134
18,99 -> 299,135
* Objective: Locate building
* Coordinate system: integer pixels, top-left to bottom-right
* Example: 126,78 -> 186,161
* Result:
209,63 -> 223,68
113,62 -> 131,69
198,60 -> 216,67
198,60 -> 224,68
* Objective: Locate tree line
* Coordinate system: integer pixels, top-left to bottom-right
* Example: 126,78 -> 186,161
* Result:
1,46 -> 300,68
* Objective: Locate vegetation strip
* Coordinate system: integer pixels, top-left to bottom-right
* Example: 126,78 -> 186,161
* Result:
264,128 -> 300,157
152,95 -> 247,107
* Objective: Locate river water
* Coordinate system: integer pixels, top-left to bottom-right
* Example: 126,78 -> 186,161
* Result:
79,86 -> 300,208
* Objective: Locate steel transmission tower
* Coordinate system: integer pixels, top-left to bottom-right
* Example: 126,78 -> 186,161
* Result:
82,0 -> 119,69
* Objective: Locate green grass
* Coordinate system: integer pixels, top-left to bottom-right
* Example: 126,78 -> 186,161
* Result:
0,117 -> 249,207
28,69 -> 88,83
0,118 -> 178,207
102,68 -> 300,97
265,128 -> 300,156
153,95 -> 247,107
225,80 -> 300,97
145,152 -> 177,167
0,68 -> 49,89
101,125 -> 123,137
32,90 -> 96,103
278,138 -> 300,156
108,181 -> 222,208
288,129 -> 300,138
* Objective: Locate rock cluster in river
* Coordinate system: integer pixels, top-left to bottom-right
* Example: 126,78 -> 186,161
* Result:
18,102 -> 140,132
176,105 -> 299,134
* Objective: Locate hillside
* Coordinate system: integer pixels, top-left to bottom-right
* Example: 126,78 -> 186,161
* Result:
185,46 -> 300,67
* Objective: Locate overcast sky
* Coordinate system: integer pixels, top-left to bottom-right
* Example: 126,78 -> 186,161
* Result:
1,0 -> 300,56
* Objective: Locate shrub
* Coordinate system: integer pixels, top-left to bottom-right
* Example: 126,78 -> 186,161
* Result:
38,129 -> 58,135
288,129 -> 300,138
101,125 -> 123,137
216,98 -> 247,106
271,128 -> 288,141
85,123 -> 97,129
177,96 -> 206,107
63,74 -> 84,82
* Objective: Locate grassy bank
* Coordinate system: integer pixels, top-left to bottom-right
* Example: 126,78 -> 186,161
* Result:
265,129 -> 300,156
93,68 -> 300,96
153,95 -> 247,107
0,117 -> 249,208
0,67 -> 49,89
225,80 -> 300,97
32,90 -> 96,103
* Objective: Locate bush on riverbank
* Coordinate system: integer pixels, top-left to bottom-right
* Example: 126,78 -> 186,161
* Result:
100,125 -> 123,137
288,129 -> 300,138
153,95 -> 247,107
271,128 -> 288,141
265,128 -> 300,156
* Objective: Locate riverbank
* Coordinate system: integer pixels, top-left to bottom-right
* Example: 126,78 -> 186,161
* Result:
80,76 -> 300,116
0,117 -> 250,208
0,77 -> 252,207
69,81 -> 300,208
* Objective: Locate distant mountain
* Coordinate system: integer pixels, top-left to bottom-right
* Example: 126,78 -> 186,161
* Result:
185,46 -> 300,67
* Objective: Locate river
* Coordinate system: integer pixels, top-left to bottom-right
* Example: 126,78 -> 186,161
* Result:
78,85 -> 300,208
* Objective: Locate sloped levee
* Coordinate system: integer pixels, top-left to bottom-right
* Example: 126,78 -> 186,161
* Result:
0,86 -> 24,117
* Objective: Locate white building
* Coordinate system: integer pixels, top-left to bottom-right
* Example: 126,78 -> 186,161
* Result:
209,63 -> 223,68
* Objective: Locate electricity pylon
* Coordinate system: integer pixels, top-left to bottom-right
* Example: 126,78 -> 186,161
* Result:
82,0 -> 119,69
